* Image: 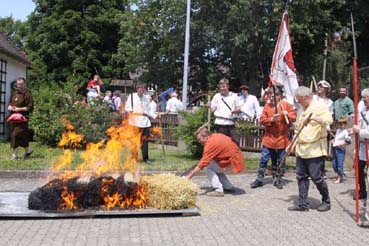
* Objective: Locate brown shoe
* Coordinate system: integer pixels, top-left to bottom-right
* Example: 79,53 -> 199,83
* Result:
206,191 -> 224,197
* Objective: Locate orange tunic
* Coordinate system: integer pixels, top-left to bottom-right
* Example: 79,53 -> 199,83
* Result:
260,101 -> 296,149
197,133 -> 245,173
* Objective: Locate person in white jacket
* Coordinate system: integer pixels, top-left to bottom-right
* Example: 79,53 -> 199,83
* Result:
352,88 -> 369,227
125,84 -> 157,163
166,92 -> 183,114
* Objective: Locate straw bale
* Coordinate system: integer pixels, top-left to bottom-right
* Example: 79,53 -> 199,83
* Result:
140,173 -> 198,210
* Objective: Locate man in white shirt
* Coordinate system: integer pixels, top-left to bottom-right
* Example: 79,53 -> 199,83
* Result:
236,85 -> 262,121
166,92 -> 183,114
209,78 -> 240,146
125,84 -> 157,163
147,95 -> 157,115
313,80 -> 333,115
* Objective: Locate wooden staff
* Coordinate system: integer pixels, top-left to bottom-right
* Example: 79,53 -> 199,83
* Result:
207,92 -> 211,131
155,92 -> 165,155
180,162 -> 198,177
279,100 -> 290,124
277,112 -> 313,171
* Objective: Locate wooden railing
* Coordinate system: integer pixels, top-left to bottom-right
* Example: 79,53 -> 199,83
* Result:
149,115 -> 332,155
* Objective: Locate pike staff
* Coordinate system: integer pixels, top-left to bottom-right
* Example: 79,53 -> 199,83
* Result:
277,113 -> 313,171
207,92 -> 211,131
351,12 -> 360,224
156,92 -> 165,155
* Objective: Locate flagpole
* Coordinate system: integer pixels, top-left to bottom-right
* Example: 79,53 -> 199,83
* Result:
351,12 -> 359,224
182,0 -> 191,111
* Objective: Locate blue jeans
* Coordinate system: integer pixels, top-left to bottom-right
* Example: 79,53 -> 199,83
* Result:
331,147 -> 346,177
256,146 -> 286,181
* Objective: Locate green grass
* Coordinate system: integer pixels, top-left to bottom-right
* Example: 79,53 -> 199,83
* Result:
0,141 -> 295,171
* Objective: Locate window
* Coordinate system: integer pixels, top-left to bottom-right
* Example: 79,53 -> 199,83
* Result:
0,59 -> 7,138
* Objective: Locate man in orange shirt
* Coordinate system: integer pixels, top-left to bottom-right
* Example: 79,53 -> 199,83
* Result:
250,87 -> 296,189
186,126 -> 245,197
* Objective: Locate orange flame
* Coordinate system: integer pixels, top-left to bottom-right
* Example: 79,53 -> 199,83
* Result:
60,186 -> 78,210
57,118 -> 85,149
49,117 -> 150,210
150,126 -> 162,139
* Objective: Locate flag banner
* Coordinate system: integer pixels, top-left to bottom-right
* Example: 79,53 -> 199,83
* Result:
270,11 -> 299,105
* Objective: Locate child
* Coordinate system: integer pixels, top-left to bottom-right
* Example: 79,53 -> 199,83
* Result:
331,117 -> 351,183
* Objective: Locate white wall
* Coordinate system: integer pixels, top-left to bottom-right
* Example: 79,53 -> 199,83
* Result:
0,54 -> 28,140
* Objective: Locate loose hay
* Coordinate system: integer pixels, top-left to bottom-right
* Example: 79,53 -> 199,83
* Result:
140,173 -> 198,210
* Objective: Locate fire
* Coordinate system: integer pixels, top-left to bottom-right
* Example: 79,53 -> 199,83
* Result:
43,117 -> 150,211
150,126 -> 162,139
60,186 -> 78,210
58,118 -> 85,149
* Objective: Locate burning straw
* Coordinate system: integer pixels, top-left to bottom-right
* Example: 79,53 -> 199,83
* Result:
28,118 -> 198,212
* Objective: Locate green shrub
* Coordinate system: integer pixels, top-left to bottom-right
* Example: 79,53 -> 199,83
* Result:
176,107 -> 214,158
29,80 -> 112,147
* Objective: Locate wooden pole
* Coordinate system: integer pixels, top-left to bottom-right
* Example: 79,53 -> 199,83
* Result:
156,92 -> 165,155
207,92 -> 211,131
351,12 -> 359,224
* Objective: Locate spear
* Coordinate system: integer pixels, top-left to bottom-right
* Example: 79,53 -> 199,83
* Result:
156,92 -> 165,155
351,12 -> 360,224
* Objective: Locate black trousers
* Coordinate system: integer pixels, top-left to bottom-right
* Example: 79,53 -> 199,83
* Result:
359,160 -> 368,198
215,124 -> 240,146
295,156 -> 330,208
141,127 -> 150,161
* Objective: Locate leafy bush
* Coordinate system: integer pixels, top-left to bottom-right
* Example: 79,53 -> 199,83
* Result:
176,107 -> 214,158
29,80 -> 112,147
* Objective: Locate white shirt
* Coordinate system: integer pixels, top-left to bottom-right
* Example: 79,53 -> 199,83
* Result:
237,94 -> 262,120
313,95 -> 333,115
211,92 -> 239,125
112,96 -> 122,111
333,128 -> 350,147
166,97 -> 183,113
149,100 -> 157,115
125,93 -> 156,128
358,107 -> 369,161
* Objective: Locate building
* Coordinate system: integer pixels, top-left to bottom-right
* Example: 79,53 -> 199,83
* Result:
0,32 -> 31,140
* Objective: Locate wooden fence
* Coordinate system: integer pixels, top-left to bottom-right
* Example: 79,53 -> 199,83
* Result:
150,114 -> 334,156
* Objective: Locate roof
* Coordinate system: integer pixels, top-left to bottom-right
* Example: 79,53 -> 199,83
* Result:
110,79 -> 134,87
0,31 -> 31,66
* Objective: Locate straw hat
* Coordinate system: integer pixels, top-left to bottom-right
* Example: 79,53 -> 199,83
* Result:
317,80 -> 331,91
337,117 -> 347,124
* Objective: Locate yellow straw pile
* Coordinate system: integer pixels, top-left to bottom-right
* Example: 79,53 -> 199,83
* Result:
140,173 -> 198,210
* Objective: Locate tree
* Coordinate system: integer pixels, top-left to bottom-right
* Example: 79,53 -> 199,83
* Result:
116,0 -> 357,96
25,0 -> 128,88
0,17 -> 28,49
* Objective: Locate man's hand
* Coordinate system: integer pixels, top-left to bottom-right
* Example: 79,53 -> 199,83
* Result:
271,114 -> 279,122
352,125 -> 360,134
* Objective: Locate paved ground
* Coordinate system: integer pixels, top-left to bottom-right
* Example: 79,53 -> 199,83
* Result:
0,170 -> 368,246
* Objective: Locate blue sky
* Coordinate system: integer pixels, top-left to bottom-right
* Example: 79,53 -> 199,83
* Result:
0,0 -> 36,21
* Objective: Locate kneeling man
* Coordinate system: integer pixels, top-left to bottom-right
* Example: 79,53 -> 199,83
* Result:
186,126 -> 245,197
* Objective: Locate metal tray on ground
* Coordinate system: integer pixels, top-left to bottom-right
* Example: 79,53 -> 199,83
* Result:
0,192 -> 200,218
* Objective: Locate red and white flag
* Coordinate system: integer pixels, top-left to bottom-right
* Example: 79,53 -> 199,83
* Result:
269,11 -> 299,105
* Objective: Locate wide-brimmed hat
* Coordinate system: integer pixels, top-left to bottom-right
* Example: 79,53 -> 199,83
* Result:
240,85 -> 249,91
337,117 -> 347,124
317,80 -> 331,91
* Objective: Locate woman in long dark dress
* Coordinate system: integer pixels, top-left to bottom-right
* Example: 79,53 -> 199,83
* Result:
7,77 -> 34,160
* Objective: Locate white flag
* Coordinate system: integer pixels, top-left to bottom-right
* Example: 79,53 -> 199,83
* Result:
270,11 -> 299,105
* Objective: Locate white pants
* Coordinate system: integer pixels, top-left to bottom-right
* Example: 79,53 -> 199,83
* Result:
205,160 -> 233,192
